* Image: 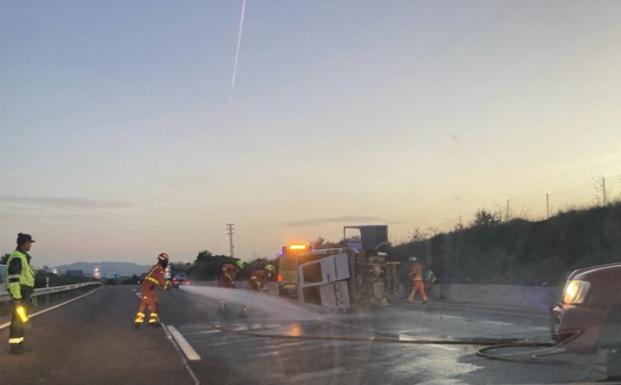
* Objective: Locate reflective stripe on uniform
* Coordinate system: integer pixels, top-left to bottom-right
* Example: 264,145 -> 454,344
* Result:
8,273 -> 21,284
147,277 -> 160,285
149,313 -> 158,318
136,312 -> 145,317
9,337 -> 24,344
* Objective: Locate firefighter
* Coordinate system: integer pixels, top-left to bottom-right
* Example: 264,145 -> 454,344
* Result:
240,263 -> 275,317
245,264 -> 275,292
134,253 -> 170,328
407,257 -> 429,304
7,233 -> 36,354
218,259 -> 245,312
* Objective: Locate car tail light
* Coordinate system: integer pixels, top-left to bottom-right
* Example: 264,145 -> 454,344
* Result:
186,280 -> 191,285
276,274 -> 283,282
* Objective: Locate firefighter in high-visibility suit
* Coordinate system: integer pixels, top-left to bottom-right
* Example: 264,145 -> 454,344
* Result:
7,233 -> 36,354
134,253 -> 170,328
407,257 -> 429,304
240,264 -> 275,317
218,259 -> 245,313
245,264 -> 275,292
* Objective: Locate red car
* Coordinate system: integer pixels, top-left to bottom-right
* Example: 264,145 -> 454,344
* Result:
171,273 -> 191,289
551,262 -> 621,379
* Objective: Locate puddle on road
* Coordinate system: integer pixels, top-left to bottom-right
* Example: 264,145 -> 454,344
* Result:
390,345 -> 481,385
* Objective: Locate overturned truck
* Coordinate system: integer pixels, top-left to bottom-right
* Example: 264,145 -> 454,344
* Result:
277,225 -> 400,310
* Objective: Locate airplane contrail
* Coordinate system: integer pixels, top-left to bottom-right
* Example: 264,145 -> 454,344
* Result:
230,0 -> 247,103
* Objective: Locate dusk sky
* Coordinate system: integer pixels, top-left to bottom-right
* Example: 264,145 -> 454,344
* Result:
2,0 -> 621,267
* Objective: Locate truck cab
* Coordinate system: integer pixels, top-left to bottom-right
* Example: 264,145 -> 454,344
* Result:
277,243 -> 310,298
277,225 -> 397,308
551,262 -> 621,379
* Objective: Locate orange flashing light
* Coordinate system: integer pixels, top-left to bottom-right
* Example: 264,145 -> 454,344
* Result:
287,243 -> 309,251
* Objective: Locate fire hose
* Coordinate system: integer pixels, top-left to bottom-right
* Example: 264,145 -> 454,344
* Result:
204,320 -> 596,367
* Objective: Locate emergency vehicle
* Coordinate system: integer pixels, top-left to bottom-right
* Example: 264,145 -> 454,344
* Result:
277,243 -> 310,298
551,262 -> 621,379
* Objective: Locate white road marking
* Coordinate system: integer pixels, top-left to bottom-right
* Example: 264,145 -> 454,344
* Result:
398,333 -> 417,341
167,325 -> 201,361
397,333 -> 458,351
161,323 -> 201,385
429,344 -> 459,352
429,302 -> 549,319
0,287 -> 102,331
480,320 -> 514,327
185,329 -> 222,337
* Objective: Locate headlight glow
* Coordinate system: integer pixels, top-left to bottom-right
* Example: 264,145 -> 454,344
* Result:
563,280 -> 591,304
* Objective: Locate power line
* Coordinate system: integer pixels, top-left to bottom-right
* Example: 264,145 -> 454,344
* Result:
602,177 -> 608,205
226,223 -> 235,258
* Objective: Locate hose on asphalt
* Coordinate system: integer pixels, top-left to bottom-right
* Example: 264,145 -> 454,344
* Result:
205,320 -> 607,370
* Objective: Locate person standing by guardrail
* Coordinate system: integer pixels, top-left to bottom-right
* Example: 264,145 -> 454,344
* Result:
7,233 -> 36,354
407,257 -> 429,304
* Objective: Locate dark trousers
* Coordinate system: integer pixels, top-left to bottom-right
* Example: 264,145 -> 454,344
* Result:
9,287 -> 32,345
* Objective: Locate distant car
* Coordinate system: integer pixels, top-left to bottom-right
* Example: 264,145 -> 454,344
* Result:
551,262 -> 621,380
171,273 -> 191,288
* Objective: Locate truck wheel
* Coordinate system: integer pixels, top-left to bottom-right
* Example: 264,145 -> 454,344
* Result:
607,348 -> 621,380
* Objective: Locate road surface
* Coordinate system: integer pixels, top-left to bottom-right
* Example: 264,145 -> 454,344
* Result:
0,285 -> 611,385
160,287 -> 607,385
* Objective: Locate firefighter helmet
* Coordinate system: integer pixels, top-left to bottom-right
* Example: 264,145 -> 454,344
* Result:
264,264 -> 275,272
234,259 -> 246,270
158,253 -> 169,262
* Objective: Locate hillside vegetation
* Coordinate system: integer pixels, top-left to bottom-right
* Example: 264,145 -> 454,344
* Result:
391,203 -> 621,285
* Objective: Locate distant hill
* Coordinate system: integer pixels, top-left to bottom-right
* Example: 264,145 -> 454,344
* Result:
54,261 -> 151,277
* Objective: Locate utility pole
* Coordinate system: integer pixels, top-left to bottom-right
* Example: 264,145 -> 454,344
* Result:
226,223 -> 235,258
546,193 -> 550,219
506,199 -> 510,222
602,177 -> 607,205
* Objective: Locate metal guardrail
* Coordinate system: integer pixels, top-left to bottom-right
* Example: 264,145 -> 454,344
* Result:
0,281 -> 102,304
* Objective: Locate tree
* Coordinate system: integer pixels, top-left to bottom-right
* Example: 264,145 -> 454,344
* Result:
188,250 -> 233,280
312,236 -> 345,250
472,209 -> 502,227
195,250 -> 214,264
408,228 -> 429,242
1,253 -> 10,265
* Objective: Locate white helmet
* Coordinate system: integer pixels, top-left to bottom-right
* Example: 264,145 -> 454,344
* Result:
408,256 -> 418,262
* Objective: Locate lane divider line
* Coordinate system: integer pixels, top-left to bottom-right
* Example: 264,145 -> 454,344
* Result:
161,323 -> 201,385
0,287 -> 102,331
185,329 -> 222,337
167,325 -> 201,361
